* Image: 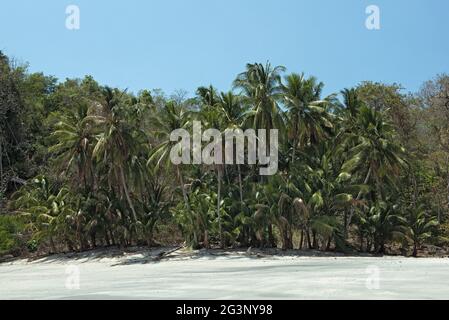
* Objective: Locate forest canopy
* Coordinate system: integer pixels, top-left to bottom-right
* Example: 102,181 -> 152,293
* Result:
1,51 -> 449,258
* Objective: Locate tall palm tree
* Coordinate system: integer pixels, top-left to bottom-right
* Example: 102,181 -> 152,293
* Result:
233,62 -> 286,246
91,87 -> 144,222
148,100 -> 197,244
49,103 -> 95,191
218,91 -> 247,204
342,104 -> 407,236
233,62 -> 286,133
196,86 -> 225,247
282,73 -> 334,163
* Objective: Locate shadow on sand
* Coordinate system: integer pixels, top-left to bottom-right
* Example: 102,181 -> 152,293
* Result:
3,246 -> 381,266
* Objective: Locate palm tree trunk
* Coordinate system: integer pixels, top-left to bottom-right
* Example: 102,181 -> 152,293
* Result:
204,230 -> 210,249
217,166 -> 223,248
177,166 -> 190,210
238,164 -> 243,204
306,229 -> 312,249
291,140 -> 296,164
345,167 -> 372,239
105,230 -> 111,246
177,165 -> 199,247
326,237 -> 332,251
119,165 -> 138,222
49,236 -> 57,254
91,233 -> 97,248
109,228 -> 116,245
268,224 -> 276,248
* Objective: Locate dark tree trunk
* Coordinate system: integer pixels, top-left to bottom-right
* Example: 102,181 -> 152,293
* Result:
105,231 -> 111,246
91,233 -> 97,248
306,229 -> 312,249
312,231 -> 318,249
299,229 -> 304,250
413,242 -> 418,257
49,236 -> 57,254
268,224 -> 276,248
326,237 -> 332,251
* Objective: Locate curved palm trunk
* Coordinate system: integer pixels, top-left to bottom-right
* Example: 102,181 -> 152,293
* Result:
119,165 -> 138,222
177,165 -> 199,247
345,167 -> 372,239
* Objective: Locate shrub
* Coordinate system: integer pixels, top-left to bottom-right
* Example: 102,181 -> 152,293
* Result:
0,215 -> 25,257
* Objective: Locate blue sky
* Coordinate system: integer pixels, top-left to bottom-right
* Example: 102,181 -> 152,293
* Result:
1,0 -> 448,97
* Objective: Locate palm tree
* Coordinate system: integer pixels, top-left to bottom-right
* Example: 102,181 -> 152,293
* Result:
218,91 -> 247,205
282,73 -> 334,163
233,62 -> 286,247
138,168 -> 171,246
11,176 -> 76,253
403,207 -> 438,257
362,200 -> 404,253
341,104 -> 407,237
148,100 -> 198,245
91,87 -> 145,223
49,103 -> 95,191
233,62 -> 286,133
196,86 -> 225,247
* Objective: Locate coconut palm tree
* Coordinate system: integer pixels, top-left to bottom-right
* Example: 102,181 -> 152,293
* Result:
196,86 -> 226,247
218,91 -> 247,205
91,87 -> 145,223
282,73 -> 334,163
10,176 -> 76,253
148,100 -> 197,244
233,62 -> 286,246
233,62 -> 286,133
49,103 -> 95,191
403,206 -> 438,257
341,104 -> 407,236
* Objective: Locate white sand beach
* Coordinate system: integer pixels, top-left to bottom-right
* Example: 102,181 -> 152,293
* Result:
1,248 -> 448,300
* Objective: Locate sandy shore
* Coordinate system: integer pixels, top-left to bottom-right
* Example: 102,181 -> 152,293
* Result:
1,247 -> 448,299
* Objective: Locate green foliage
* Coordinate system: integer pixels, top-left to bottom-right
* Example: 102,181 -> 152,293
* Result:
0,215 -> 25,256
1,51 -> 449,257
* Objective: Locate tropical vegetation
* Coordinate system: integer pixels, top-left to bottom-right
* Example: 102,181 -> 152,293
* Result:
1,54 -> 449,258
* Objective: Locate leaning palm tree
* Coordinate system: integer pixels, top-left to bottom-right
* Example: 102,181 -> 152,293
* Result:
49,103 -> 95,191
91,87 -> 145,223
148,100 -> 195,244
149,100 -> 191,204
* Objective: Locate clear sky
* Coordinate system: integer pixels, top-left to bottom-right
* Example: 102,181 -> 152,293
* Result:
1,0 -> 448,97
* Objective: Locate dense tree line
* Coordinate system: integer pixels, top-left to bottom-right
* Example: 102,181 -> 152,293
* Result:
1,52 -> 449,257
